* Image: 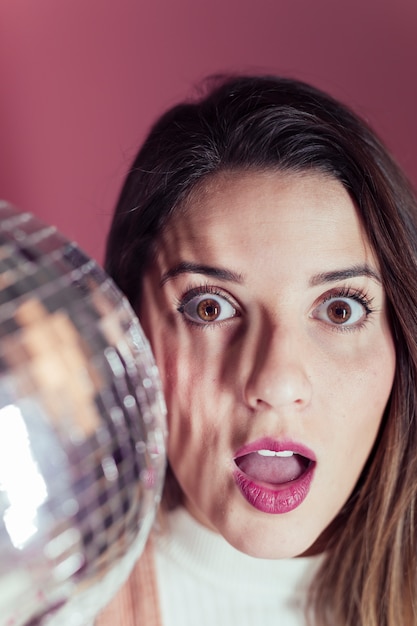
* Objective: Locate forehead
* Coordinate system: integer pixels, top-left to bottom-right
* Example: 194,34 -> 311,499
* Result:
157,170 -> 373,267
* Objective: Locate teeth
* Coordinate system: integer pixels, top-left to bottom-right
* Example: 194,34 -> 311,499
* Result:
257,449 -> 275,457
257,449 -> 294,457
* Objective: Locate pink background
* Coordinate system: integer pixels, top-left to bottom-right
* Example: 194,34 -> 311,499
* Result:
1,0 -> 416,264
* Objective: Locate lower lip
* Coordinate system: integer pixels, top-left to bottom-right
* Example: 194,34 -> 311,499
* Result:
233,463 -> 315,514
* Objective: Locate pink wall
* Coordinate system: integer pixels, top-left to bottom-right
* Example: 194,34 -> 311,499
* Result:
1,0 -> 416,263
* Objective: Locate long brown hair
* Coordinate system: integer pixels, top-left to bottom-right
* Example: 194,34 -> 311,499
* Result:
105,75 -> 417,624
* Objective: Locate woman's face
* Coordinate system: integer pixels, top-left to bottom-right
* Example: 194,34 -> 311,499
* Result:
139,170 -> 396,558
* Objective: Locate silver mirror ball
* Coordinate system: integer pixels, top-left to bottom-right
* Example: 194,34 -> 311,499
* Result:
0,202 -> 167,626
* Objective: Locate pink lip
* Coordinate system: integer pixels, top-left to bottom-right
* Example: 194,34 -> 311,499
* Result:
233,438 -> 316,515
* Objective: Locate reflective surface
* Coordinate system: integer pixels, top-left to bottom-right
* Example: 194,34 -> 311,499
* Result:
0,202 -> 167,625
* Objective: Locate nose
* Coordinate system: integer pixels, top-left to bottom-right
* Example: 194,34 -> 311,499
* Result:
244,323 -> 312,411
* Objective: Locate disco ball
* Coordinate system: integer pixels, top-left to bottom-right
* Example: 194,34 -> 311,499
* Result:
0,202 -> 167,625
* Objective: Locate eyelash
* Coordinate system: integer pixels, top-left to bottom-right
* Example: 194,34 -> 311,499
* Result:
322,286 -> 374,311
176,284 -> 376,331
316,286 -> 376,332
176,284 -> 240,329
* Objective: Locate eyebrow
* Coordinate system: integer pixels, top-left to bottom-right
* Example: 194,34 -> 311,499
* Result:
309,264 -> 382,287
160,262 -> 244,286
160,261 -> 381,288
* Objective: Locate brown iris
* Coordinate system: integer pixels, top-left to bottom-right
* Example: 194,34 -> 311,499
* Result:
327,300 -> 351,324
197,298 -> 221,322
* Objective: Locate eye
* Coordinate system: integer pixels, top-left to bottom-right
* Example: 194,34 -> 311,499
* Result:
178,290 -> 239,325
313,295 -> 369,327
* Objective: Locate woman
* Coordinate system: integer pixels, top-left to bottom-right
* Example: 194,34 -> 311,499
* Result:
97,75 -> 417,625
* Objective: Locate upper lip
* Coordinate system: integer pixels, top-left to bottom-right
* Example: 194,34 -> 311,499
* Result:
234,437 -> 317,462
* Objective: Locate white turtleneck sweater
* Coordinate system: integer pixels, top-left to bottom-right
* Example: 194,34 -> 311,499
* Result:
154,508 -> 323,626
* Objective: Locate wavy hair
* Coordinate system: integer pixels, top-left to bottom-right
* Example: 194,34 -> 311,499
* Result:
105,75 -> 417,625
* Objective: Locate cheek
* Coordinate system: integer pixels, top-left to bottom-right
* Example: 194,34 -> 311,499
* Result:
152,338 -> 208,460
156,338 -> 234,480
331,332 -> 396,460
162,349 -> 225,508
323,315 -> 395,406
356,328 -> 396,415
314,319 -> 395,465
150,322 -> 230,415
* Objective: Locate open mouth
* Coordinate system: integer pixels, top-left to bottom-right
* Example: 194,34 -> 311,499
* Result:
233,444 -> 316,514
234,449 -> 313,486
